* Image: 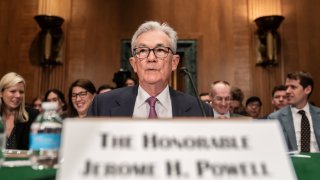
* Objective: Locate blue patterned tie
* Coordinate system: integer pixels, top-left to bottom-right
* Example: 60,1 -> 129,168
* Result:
147,97 -> 158,118
298,110 -> 310,152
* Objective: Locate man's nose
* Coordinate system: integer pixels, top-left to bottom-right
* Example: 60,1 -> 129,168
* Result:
147,50 -> 157,61
286,87 -> 292,94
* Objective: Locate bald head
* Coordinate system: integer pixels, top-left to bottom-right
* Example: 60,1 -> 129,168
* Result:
210,81 -> 232,115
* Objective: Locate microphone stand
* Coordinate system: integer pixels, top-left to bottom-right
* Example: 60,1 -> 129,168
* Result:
180,67 -> 207,118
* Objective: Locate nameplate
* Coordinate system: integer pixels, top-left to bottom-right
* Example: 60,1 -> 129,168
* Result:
57,119 -> 296,180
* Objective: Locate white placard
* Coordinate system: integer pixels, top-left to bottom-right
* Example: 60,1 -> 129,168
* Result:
57,119 -> 296,180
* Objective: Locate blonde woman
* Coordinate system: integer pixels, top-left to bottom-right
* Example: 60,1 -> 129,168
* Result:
0,72 -> 38,150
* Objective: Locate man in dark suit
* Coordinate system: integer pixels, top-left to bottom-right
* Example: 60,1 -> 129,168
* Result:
88,21 -> 213,118
268,71 -> 320,152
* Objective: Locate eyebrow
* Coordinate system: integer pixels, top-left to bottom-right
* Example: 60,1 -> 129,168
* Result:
135,43 -> 167,48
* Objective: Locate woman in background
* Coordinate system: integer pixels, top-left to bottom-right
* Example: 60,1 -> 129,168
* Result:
31,96 -> 43,113
0,72 -> 38,150
68,79 -> 96,118
44,89 -> 68,119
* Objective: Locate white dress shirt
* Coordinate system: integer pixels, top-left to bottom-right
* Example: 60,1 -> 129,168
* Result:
290,103 -> 319,152
132,85 -> 172,118
213,109 -> 230,118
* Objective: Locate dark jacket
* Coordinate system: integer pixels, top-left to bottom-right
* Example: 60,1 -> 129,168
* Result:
9,107 -> 39,150
87,86 -> 213,117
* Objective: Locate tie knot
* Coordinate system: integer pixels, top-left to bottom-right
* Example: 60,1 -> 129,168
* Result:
147,96 -> 157,107
298,110 -> 306,116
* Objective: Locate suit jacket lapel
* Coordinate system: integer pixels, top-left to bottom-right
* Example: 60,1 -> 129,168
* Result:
170,88 -> 192,116
111,86 -> 138,116
280,107 -> 298,150
310,105 -> 320,147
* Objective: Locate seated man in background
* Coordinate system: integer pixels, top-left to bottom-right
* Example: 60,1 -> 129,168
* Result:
268,71 -> 320,152
209,81 -> 244,119
88,21 -> 213,118
245,96 -> 262,118
271,85 -> 288,111
261,85 -> 288,119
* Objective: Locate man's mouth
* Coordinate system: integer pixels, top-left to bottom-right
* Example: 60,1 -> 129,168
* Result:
146,68 -> 158,71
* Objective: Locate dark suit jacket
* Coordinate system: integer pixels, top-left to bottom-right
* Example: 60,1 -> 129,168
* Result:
267,104 -> 320,151
88,86 -> 213,117
4,107 -> 39,150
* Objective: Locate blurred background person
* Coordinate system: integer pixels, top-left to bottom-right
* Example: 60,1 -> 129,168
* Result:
44,89 -> 67,119
199,92 -> 211,104
209,81 -> 245,118
245,96 -> 262,118
112,69 -> 132,88
31,96 -> 43,113
230,86 -> 245,115
271,85 -> 288,111
261,85 -> 288,119
125,77 -> 137,86
68,79 -> 96,118
0,72 -> 38,150
209,81 -> 232,118
97,84 -> 113,94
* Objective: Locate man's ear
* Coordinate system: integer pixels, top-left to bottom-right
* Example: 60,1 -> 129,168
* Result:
304,85 -> 312,95
129,57 -> 137,73
171,54 -> 180,71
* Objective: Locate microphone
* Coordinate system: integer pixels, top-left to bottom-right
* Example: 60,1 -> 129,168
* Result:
180,67 -> 207,117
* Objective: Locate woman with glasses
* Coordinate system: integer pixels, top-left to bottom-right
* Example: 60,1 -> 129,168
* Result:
0,72 -> 39,150
68,79 -> 96,118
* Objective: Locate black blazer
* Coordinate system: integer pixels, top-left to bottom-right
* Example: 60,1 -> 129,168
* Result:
88,86 -> 213,117
14,107 -> 39,150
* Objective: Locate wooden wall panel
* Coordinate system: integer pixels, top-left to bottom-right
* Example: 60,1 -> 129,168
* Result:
282,0 -> 320,105
247,0 -> 285,115
66,0 -> 120,93
1,0 -> 320,115
0,0 -> 40,103
118,0 -> 252,101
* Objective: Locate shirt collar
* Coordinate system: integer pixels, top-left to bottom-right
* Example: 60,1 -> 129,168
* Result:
291,103 -> 310,115
213,108 -> 230,118
136,85 -> 170,110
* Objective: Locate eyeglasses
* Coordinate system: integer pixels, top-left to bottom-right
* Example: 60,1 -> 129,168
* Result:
247,103 -> 261,108
71,91 -> 88,100
133,47 -> 173,59
213,96 -> 231,103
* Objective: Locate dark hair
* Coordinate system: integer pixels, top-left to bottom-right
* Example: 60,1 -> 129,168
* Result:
31,96 -> 42,106
125,77 -> 137,86
245,96 -> 262,106
112,69 -> 132,88
68,79 -> 96,117
44,89 -> 67,111
231,87 -> 244,103
286,71 -> 313,98
272,85 -> 287,97
97,84 -> 113,94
